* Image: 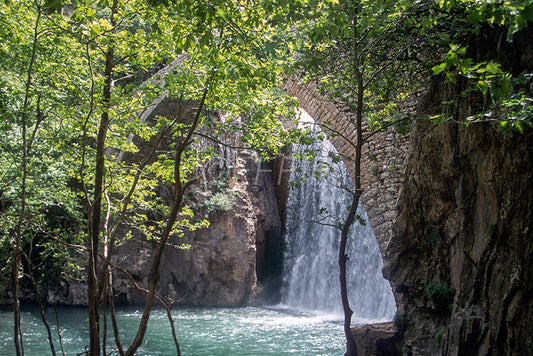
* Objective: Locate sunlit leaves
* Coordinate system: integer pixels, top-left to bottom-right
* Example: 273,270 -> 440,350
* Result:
286,0 -> 427,135
439,0 -> 533,39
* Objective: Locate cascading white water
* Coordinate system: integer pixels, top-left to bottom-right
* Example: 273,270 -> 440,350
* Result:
280,110 -> 396,323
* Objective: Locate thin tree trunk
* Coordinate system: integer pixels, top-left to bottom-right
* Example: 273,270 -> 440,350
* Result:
339,9 -> 365,356
339,194 -> 360,356
23,243 -> 57,356
123,167 -> 184,356
101,192 -> 112,356
12,7 -> 42,355
108,286 -> 124,356
100,108 -> 176,355
102,282 -> 108,356
52,295 -> 67,356
124,85 -> 209,356
339,128 -> 362,356
87,2 -> 118,354
12,100 -> 27,356
164,302 -> 181,356
87,43 -> 114,356
28,276 -> 57,356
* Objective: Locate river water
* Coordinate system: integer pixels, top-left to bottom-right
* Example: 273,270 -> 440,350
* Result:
0,305 -> 346,355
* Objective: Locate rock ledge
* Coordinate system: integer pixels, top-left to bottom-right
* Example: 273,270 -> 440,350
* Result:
351,321 -> 401,356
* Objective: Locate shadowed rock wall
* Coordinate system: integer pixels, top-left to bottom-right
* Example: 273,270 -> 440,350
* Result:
382,26 -> 533,355
385,116 -> 532,355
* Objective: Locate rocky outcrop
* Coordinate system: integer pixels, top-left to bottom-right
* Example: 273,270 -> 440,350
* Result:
381,24 -> 533,355
351,322 -> 402,356
110,152 -> 259,306
384,117 -> 533,355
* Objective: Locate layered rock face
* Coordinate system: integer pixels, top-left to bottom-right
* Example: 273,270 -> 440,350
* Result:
384,117 -> 533,355
44,146 -> 282,307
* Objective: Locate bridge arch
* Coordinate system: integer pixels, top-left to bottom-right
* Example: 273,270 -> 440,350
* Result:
282,78 -> 413,250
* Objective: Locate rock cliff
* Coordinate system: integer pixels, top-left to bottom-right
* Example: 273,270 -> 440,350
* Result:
381,25 -> 533,355
109,151 -> 269,306
383,115 -> 532,355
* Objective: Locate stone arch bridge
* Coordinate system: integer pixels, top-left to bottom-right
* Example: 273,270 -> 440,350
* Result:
282,78 -> 415,250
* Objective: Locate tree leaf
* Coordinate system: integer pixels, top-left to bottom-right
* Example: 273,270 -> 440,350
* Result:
485,61 -> 502,74
432,62 -> 447,75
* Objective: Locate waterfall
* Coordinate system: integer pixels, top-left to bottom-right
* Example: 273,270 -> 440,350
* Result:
280,110 -> 396,323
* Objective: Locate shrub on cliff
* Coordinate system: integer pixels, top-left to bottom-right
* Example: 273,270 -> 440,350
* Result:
425,282 -> 455,313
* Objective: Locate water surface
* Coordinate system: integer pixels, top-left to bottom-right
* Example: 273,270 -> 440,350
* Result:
0,305 -> 348,355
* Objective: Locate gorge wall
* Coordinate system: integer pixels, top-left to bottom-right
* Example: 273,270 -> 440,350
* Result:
385,113 -> 532,355
107,147 -> 280,307
38,135 -> 281,307
382,27 -> 533,355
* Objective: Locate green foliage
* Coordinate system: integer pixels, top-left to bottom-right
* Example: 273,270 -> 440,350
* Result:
425,281 -> 455,312
198,177 -> 237,214
496,93 -> 533,132
0,0 -> 88,289
369,163 -> 378,176
0,0 -> 299,321
439,0 -> 533,39
4,0 -> 529,352
393,113 -> 413,135
202,179 -> 230,194
432,44 -> 513,103
203,191 -> 237,213
287,0 -> 426,128
354,213 -> 367,227
429,0 -> 533,130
